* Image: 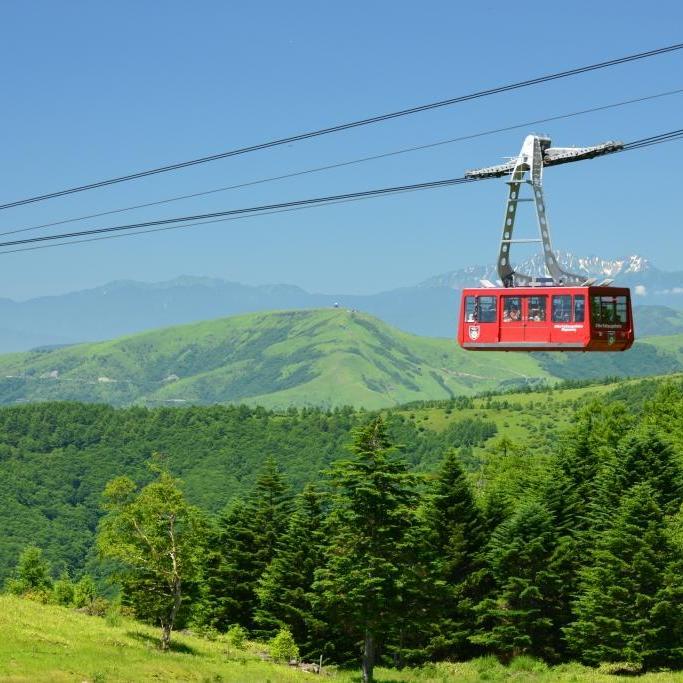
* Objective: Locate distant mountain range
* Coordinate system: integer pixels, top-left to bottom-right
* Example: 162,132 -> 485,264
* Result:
419,253 -> 654,289
0,309 -> 681,409
0,253 -> 680,352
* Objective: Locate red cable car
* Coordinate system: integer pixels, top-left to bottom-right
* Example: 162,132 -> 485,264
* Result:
456,134 -> 634,353
458,285 -> 633,351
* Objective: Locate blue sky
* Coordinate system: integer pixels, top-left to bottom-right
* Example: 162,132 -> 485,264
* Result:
0,0 -> 681,299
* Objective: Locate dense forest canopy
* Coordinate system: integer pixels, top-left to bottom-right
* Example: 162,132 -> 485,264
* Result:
4,374 -> 683,679
0,398 -> 499,581
0,375 -> 677,584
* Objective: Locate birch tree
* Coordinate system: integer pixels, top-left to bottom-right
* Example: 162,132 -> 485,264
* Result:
97,462 -> 204,650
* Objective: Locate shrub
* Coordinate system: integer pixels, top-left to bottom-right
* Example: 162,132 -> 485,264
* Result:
105,601 -> 123,627
21,587 -> 52,604
73,575 -> 97,609
5,546 -> 53,596
508,655 -> 548,673
596,661 -> 643,675
88,597 -> 110,617
269,627 -> 299,663
52,572 -> 75,606
225,624 -> 248,650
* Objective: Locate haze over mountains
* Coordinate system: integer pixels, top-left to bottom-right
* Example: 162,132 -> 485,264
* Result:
0,253 -> 680,353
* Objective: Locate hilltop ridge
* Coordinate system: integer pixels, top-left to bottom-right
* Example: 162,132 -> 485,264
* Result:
0,308 -> 680,408
0,253 -> 680,351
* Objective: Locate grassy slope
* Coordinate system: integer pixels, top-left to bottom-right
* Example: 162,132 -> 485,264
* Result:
635,305 -> 683,336
645,333 -> 683,358
399,374 -> 683,463
0,309 -> 552,409
0,308 -> 680,409
1,596 -> 680,683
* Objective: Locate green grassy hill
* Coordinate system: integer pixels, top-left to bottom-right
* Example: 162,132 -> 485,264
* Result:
2,595 -> 681,682
0,308 -> 680,408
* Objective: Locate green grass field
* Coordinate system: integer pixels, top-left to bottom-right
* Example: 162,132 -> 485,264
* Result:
1,596 -> 682,682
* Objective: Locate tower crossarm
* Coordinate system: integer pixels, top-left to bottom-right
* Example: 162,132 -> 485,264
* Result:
465,140 -> 622,178
466,134 -> 621,287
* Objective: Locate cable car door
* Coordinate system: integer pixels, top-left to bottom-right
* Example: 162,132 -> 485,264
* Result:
524,295 -> 549,343
500,295 -> 523,343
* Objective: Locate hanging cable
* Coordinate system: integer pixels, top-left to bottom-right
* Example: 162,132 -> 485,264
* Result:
0,191 -> 426,255
0,42 -> 682,212
5,86 -> 682,240
0,177 -> 477,249
0,126 -> 680,255
622,128 -> 683,150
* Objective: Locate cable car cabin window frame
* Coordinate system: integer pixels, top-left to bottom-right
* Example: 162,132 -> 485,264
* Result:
502,296 -> 522,322
552,295 -> 573,323
527,295 -> 547,322
479,296 -> 497,323
464,296 -> 478,322
591,294 -> 629,327
574,295 -> 585,323
463,295 -> 497,323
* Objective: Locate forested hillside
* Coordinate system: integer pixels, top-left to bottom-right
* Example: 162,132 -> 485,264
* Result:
3,374 -> 683,679
0,400 -> 499,582
0,374 -> 678,584
0,308 -> 680,408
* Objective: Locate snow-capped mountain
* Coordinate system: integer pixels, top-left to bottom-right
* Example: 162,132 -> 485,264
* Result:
419,253 -> 653,289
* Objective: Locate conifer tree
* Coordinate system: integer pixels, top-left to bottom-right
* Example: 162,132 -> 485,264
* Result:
536,418 -> 604,656
565,483 -> 683,669
616,429 -> 683,515
546,416 -> 601,533
313,417 -> 419,683
471,499 -> 563,662
422,450 -> 487,660
204,458 -> 293,631
255,484 -> 328,657
591,427 -> 683,531
476,436 -> 546,523
642,382 -> 683,452
201,499 -> 258,630
248,457 -> 294,574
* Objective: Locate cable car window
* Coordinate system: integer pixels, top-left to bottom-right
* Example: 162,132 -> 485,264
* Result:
574,295 -> 585,323
616,296 -> 628,324
552,295 -> 572,322
503,296 -> 521,322
527,296 -> 546,322
591,295 -> 629,326
464,296 -> 477,322
479,296 -> 497,323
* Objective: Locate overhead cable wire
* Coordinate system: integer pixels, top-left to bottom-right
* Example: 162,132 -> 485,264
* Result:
1,42 -> 682,212
6,86 -> 683,240
0,126 -> 680,255
0,176 -> 477,249
621,128 -> 683,150
0,190 -> 428,256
